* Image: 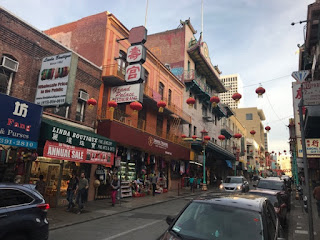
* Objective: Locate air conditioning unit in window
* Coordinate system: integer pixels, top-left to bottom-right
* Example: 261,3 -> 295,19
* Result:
79,91 -> 89,101
1,56 -> 19,72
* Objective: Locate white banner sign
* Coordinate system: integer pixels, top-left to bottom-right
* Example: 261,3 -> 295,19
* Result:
35,52 -> 74,106
302,80 -> 320,106
292,82 -> 301,137
110,83 -> 143,103
297,138 -> 320,158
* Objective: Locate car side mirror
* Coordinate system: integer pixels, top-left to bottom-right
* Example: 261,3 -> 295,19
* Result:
166,215 -> 175,225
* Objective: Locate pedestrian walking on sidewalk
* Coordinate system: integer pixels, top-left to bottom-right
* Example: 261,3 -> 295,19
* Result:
110,175 -> 120,206
66,172 -> 78,211
313,183 -> 320,217
35,175 -> 46,196
76,172 -> 88,214
189,176 -> 195,192
151,173 -> 158,196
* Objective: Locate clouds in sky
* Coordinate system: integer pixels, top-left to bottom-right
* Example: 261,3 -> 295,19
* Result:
1,0 -> 314,153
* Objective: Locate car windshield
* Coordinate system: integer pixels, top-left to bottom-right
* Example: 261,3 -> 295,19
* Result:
257,180 -> 284,191
171,202 -> 263,240
225,177 -> 242,183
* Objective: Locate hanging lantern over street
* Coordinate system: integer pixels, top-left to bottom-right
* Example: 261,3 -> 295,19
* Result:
107,100 -> 118,112
284,150 -> 287,153
192,135 -> 197,141
181,134 -> 187,139
157,101 -> 167,112
265,126 -> 271,132
204,135 -> 211,142
87,98 -> 97,108
244,150 -> 247,153
255,86 -> 265,98
250,150 -> 253,153
186,97 -> 196,108
272,151 -> 274,153
250,130 -> 256,136
130,101 -> 143,114
233,133 -> 242,139
232,93 -> 242,102
218,135 -> 226,141
210,96 -> 220,108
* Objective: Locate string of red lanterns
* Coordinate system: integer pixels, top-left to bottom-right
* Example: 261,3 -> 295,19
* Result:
232,93 -> 242,102
186,97 -> 196,108
210,96 -> 220,108
256,86 -> 265,98
250,130 -> 256,136
157,100 -> 166,112
233,133 -> 242,139
265,126 -> 271,132
130,101 -> 143,114
87,98 -> 97,108
218,135 -> 226,141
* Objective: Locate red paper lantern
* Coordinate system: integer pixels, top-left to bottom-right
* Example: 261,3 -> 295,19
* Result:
210,96 -> 220,108
272,151 -> 274,153
87,98 -> 97,108
181,134 -> 187,138
244,150 -> 246,153
218,135 -> 225,141
192,135 -> 197,141
232,93 -> 242,102
107,100 -> 118,112
157,101 -> 167,112
284,150 -> 287,153
186,97 -> 196,108
130,101 -> 142,114
204,135 -> 211,141
265,126 -> 271,132
250,150 -> 253,152
233,133 -> 242,139
250,130 -> 256,136
256,86 -> 265,98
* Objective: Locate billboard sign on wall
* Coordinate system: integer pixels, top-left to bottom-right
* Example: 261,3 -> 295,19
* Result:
110,83 -> 144,103
35,52 -> 78,106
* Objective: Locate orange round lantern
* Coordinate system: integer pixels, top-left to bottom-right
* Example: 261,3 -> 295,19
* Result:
192,135 -> 197,141
232,93 -> 242,102
87,98 -> 97,108
218,135 -> 225,141
181,134 -> 187,138
107,100 -> 118,112
233,133 -> 242,139
250,130 -> 256,136
210,96 -> 220,108
256,86 -> 265,98
130,101 -> 143,114
157,101 -> 167,113
265,126 -> 271,132
186,97 -> 196,108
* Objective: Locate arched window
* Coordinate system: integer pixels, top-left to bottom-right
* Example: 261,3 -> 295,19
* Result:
159,82 -> 164,100
0,54 -> 19,95
168,89 -> 172,105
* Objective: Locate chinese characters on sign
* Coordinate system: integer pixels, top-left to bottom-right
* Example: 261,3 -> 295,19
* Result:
302,80 -> 320,106
297,138 -> 320,158
126,45 -> 146,64
125,64 -> 145,82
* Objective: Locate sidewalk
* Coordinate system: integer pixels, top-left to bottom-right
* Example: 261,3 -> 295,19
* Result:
287,187 -> 320,239
48,187 -> 218,230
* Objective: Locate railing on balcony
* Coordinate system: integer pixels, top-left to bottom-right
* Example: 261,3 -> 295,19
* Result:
183,70 -> 213,96
188,39 -> 197,48
221,124 -> 234,137
143,84 -> 191,123
105,108 -> 189,148
102,64 -> 126,80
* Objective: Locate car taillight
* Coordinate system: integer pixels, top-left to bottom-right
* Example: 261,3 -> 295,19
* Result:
37,203 -> 50,211
274,207 -> 280,214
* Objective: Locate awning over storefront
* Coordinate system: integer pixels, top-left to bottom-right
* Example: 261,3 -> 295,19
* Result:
225,160 -> 233,168
40,118 -> 116,153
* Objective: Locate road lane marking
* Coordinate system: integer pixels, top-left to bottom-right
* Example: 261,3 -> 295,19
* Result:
294,230 -> 317,235
296,226 -> 302,229
102,220 -> 163,240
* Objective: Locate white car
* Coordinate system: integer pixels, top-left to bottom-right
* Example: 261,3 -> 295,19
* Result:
219,176 -> 250,192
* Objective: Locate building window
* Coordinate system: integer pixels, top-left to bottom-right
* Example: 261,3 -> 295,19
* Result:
144,70 -> 149,87
0,55 -> 19,95
189,124 -> 192,137
246,113 -> 253,120
117,50 -> 127,76
202,105 -> 207,117
156,115 -> 163,136
52,106 -> 69,118
193,126 -> 197,136
159,82 -> 164,100
194,96 -> 197,109
188,60 -> 190,71
76,90 -> 88,122
168,89 -> 172,105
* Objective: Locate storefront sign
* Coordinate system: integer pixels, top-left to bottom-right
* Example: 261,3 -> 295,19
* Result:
302,80 -> 320,106
35,52 -> 78,106
292,82 -> 302,138
43,141 -> 114,166
41,118 -> 116,152
125,64 -> 145,83
297,137 -> 320,158
110,83 -> 144,103
0,93 -> 42,149
126,45 -> 146,64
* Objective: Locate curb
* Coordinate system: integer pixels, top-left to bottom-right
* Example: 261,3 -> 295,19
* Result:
49,189 -> 218,231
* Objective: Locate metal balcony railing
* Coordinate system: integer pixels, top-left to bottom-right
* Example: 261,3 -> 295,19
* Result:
102,64 -> 126,80
143,84 -> 191,123
102,108 -> 189,148
183,70 -> 213,96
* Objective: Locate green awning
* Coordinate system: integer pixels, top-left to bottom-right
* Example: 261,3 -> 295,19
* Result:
40,118 -> 116,152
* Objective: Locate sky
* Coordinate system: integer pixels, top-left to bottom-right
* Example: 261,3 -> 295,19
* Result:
1,0 -> 314,154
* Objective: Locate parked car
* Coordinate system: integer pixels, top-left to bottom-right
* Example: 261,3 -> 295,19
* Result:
160,194 -> 285,240
219,176 -> 249,192
0,183 -> 49,240
254,178 -> 291,211
248,189 -> 288,228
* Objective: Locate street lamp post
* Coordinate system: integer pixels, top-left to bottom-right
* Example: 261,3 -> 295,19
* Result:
201,129 -> 209,191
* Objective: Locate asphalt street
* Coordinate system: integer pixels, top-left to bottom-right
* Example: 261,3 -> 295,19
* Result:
49,197 -> 193,240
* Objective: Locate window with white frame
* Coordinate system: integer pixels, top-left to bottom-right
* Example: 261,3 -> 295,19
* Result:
0,55 -> 19,95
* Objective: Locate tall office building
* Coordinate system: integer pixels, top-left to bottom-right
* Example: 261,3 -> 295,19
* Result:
219,74 -> 244,109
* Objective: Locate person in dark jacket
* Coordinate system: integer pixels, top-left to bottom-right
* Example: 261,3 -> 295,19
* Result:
66,173 -> 78,211
76,172 -> 88,214
110,175 -> 120,206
